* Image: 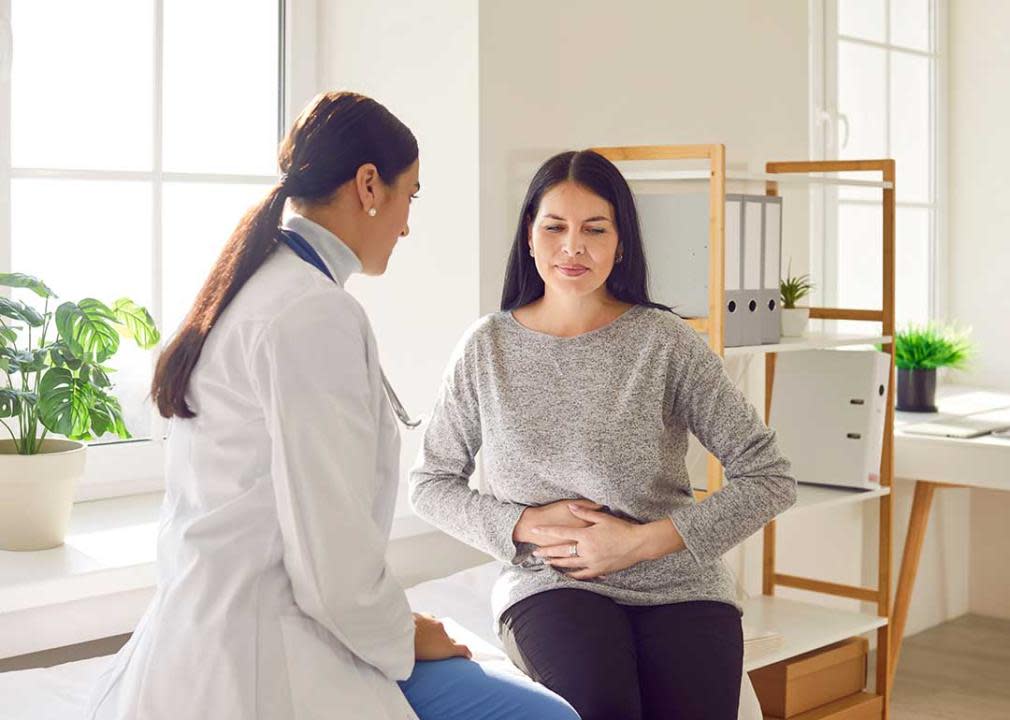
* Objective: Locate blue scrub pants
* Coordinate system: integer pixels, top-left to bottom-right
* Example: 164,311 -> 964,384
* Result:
399,657 -> 580,720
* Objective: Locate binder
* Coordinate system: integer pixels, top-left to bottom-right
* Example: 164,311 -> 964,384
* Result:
770,350 -> 891,489
634,193 -> 710,318
724,196 -> 748,347
741,200 -> 764,346
761,198 -> 783,344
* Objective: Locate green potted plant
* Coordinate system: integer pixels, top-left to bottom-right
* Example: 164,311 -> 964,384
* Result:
780,261 -> 815,337
0,272 -> 159,550
894,323 -> 972,412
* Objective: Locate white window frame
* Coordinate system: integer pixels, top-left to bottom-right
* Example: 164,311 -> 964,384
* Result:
809,0 -> 948,325
0,0 -> 314,501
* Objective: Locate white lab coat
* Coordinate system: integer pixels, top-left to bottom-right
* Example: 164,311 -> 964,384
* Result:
87,215 -> 418,719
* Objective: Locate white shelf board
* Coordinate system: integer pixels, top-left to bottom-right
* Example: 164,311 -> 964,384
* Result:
783,483 -> 890,517
622,168 -> 893,189
693,483 -> 889,515
723,332 -> 892,356
742,595 -> 887,671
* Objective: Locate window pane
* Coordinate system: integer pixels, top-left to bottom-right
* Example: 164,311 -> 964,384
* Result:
836,202 -> 882,311
162,182 -> 273,336
838,0 -> 885,43
891,52 -> 931,203
838,40 -> 887,201
11,179 -> 154,441
10,0 -> 153,171
163,0 -> 280,175
890,0 -> 931,52
896,206 -> 930,326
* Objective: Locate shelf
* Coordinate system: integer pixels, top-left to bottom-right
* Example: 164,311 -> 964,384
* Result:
741,595 -> 887,672
783,483 -> 890,517
693,483 -> 889,514
621,168 -> 894,189
724,333 -> 892,357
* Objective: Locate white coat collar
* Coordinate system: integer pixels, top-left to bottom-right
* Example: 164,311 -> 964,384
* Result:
282,214 -> 362,287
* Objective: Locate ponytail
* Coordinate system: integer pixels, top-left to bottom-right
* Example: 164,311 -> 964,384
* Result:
151,185 -> 287,418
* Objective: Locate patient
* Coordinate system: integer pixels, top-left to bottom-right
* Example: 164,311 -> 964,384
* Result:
410,150 -> 797,720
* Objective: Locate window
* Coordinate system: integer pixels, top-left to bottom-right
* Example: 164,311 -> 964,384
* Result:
0,0 -> 284,498
812,0 -> 944,329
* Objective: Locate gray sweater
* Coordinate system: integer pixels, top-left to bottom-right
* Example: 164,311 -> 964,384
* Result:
409,305 -> 796,627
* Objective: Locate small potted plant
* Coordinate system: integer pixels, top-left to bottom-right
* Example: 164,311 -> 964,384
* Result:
780,262 -> 815,337
0,273 -> 159,550
894,323 -> 972,412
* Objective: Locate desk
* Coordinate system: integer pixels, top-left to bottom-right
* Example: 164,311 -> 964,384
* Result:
891,385 -> 1010,684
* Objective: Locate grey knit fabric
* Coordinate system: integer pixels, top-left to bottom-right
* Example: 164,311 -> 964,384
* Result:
409,305 -> 796,628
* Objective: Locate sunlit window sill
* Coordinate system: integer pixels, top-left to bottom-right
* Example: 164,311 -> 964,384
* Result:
0,492 -> 438,658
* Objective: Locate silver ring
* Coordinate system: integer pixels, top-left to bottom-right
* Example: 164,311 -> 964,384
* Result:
569,543 -> 579,558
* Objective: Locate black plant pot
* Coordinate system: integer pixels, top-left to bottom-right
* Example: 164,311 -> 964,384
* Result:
896,368 -> 938,412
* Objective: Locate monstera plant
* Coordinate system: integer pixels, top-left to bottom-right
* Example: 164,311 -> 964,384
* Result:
0,272 -> 160,550
0,272 -> 160,454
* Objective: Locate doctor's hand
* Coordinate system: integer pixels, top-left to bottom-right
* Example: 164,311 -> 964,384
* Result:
531,504 -> 686,580
413,613 -> 472,662
512,498 -> 604,545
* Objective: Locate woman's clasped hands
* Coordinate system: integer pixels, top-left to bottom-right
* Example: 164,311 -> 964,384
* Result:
519,501 -> 686,580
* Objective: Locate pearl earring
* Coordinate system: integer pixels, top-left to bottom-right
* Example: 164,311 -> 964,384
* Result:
368,208 -> 377,217
529,249 -> 534,257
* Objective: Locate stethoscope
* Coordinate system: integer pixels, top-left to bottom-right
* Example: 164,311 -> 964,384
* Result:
277,227 -> 422,429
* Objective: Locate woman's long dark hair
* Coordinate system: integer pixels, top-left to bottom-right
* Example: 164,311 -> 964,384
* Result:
151,91 -> 417,419
500,150 -> 672,314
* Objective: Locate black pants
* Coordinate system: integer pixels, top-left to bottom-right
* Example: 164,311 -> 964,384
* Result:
500,589 -> 743,720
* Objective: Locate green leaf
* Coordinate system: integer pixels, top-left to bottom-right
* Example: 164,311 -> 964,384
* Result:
111,298 -> 160,349
90,389 -> 131,440
37,367 -> 93,439
0,347 -> 16,371
0,297 -> 45,328
90,364 -> 112,388
8,347 -> 49,374
55,299 -> 120,363
0,388 -> 36,418
0,326 -> 17,346
0,273 -> 56,299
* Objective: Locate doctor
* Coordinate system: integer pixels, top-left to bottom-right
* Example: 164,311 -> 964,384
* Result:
86,92 -> 577,720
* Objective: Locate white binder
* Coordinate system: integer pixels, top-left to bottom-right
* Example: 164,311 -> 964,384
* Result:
761,199 -> 782,343
770,350 -> 891,489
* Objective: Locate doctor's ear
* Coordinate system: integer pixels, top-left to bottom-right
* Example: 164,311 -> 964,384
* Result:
354,163 -> 381,211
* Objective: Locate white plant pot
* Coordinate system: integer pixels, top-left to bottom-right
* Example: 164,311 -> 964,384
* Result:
0,439 -> 86,551
781,307 -> 810,337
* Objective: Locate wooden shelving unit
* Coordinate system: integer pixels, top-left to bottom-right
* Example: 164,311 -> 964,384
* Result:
593,145 -> 896,719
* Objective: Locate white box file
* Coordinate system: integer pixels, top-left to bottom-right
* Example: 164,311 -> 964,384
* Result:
770,350 -> 891,490
635,192 -> 710,318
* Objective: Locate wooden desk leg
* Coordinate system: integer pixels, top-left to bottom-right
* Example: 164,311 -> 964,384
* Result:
889,480 -> 936,687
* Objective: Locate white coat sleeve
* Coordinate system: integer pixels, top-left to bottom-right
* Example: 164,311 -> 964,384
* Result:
248,288 -> 415,682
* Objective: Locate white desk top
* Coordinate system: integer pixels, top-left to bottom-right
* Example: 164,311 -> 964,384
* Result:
894,385 -> 1010,491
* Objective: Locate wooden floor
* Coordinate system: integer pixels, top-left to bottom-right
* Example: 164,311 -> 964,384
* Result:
871,614 -> 1010,719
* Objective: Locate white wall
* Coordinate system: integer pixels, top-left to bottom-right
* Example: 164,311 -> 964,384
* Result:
950,0 -> 1010,620
315,0 -> 480,519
